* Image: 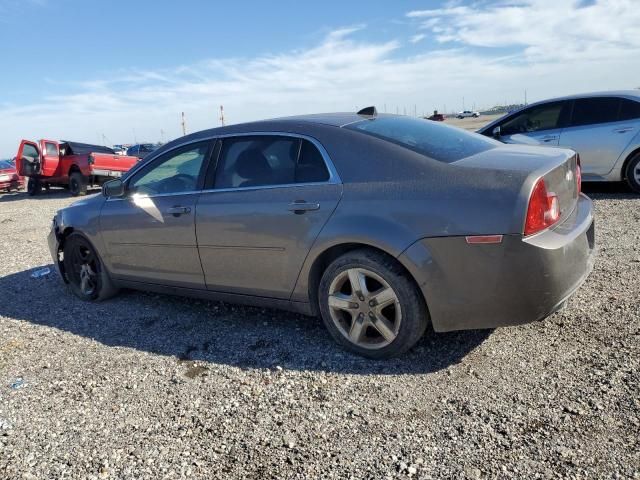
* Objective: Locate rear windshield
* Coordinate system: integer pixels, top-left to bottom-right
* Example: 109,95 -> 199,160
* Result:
345,116 -> 497,163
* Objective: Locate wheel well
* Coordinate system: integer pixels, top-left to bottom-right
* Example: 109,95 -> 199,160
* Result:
307,243 -> 425,316
68,165 -> 81,177
621,148 -> 640,180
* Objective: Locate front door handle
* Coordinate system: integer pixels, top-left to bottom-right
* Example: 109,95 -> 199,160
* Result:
288,201 -> 320,214
166,206 -> 191,216
613,126 -> 634,133
541,135 -> 558,142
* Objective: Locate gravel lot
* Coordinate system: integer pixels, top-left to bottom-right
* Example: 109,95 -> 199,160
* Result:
0,184 -> 638,479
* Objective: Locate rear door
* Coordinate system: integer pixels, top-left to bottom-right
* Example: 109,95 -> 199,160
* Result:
497,101 -> 571,146
16,140 -> 41,177
195,134 -> 342,299
100,141 -> 213,288
39,140 -> 60,177
558,96 -> 640,176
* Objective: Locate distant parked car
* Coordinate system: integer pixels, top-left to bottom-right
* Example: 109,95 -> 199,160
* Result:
457,111 -> 480,119
426,112 -> 445,122
48,107 -> 594,359
478,91 -> 640,193
0,159 -> 24,192
126,143 -> 158,159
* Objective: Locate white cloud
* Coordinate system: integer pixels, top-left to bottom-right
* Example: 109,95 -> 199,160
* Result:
410,33 -> 426,44
1,3 -> 639,156
407,0 -> 640,62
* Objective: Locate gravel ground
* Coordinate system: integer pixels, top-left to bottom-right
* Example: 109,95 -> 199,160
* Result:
0,184 -> 638,479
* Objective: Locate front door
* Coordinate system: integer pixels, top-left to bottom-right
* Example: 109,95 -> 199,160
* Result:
196,135 -> 342,299
16,140 -> 41,177
497,101 -> 571,146
100,141 -> 213,288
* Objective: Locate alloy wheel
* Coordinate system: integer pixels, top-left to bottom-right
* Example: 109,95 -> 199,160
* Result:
70,242 -> 99,296
327,267 -> 402,350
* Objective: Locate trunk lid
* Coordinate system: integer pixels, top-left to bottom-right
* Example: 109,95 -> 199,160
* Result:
454,144 -> 580,233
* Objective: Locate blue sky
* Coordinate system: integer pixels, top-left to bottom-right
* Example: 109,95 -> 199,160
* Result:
0,0 -> 638,156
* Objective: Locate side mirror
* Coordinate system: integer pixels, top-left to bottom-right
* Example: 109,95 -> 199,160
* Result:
102,179 -> 125,198
492,126 -> 501,138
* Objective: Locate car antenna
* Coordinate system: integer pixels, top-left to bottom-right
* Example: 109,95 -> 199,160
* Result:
357,106 -> 377,118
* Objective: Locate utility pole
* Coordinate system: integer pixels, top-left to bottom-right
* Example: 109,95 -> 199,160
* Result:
414,104 -> 417,117
462,96 -> 465,110
524,89 -> 528,106
219,105 -> 225,126
160,129 -> 165,143
384,104 -> 387,113
181,112 -> 187,136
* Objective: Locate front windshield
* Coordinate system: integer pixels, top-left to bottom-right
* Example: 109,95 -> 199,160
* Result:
345,116 -> 498,163
0,160 -> 13,169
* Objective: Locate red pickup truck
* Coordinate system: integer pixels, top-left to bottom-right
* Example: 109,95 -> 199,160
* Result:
16,139 -> 139,196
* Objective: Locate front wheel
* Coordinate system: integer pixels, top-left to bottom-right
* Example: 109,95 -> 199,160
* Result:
62,233 -> 118,301
625,153 -> 640,193
27,178 -> 42,196
318,250 -> 428,359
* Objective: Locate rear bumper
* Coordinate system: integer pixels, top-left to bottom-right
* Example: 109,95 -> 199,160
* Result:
399,194 -> 595,332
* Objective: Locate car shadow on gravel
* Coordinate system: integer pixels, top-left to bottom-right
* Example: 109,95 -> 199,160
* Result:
0,266 -> 491,375
582,182 -> 639,199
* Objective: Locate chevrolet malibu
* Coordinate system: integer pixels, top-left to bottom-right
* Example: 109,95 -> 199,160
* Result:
48,108 -> 595,358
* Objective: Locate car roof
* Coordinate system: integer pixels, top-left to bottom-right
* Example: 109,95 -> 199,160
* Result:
478,90 -> 640,133
534,89 -> 640,103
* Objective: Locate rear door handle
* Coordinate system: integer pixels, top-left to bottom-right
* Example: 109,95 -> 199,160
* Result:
541,135 -> 558,142
288,201 -> 320,214
166,206 -> 191,216
613,126 -> 634,133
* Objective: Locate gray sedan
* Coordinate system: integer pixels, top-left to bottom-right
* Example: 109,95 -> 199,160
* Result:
47,109 -> 595,358
478,90 -> 640,193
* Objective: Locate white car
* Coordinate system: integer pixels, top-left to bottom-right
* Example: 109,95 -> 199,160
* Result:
457,110 -> 480,119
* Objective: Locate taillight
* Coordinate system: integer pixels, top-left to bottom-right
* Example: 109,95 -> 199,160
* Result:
88,154 -> 94,165
524,178 -> 561,236
575,154 -> 582,194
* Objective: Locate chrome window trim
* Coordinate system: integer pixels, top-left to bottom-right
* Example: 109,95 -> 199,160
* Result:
113,131 -> 341,201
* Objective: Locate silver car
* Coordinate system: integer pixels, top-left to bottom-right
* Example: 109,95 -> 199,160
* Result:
478,91 -> 640,193
48,109 -> 594,358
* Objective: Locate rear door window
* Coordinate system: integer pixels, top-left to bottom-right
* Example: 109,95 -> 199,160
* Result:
45,143 -> 57,156
570,97 -> 620,126
618,98 -> 640,121
500,101 -> 570,135
213,136 -> 330,188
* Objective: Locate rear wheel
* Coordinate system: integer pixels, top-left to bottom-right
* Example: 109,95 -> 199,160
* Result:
625,153 -> 640,193
318,249 -> 428,359
69,172 -> 87,196
62,233 -> 118,301
27,178 -> 42,196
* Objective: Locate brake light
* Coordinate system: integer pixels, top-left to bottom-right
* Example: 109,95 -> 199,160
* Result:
88,154 -> 94,165
524,178 -> 561,236
575,154 -> 582,193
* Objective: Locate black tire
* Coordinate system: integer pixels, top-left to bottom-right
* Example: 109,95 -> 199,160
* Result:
318,249 -> 428,359
625,153 -> 640,193
27,178 -> 42,196
69,172 -> 87,196
62,233 -> 119,301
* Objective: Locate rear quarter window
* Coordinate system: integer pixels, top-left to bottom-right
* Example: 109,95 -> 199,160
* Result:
345,116 -> 497,163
